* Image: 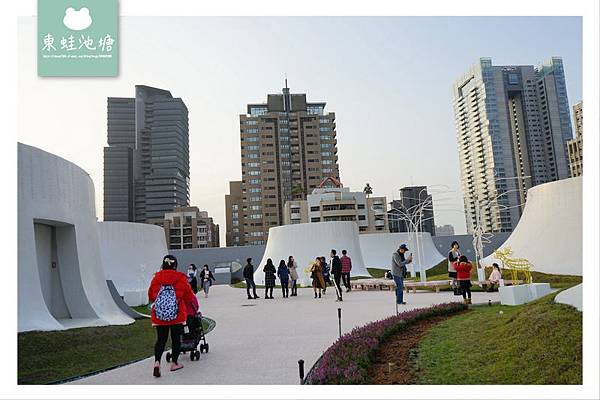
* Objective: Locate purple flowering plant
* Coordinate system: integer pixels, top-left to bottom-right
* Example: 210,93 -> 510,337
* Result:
307,302 -> 466,384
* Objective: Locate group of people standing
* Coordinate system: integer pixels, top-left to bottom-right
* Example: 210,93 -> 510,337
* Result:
260,256 -> 300,298
447,240 -> 504,304
308,249 -> 353,302
241,250 -> 353,301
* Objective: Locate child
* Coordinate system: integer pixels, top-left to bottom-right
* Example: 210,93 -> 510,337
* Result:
185,290 -> 200,330
453,255 -> 473,304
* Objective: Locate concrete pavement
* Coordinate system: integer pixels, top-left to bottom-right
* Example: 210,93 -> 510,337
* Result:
72,285 -> 500,385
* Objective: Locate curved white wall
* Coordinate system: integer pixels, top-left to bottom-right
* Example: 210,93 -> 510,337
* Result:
359,232 -> 445,272
97,221 -> 167,303
554,284 -> 582,311
18,143 -> 133,332
255,222 -> 371,286
482,177 -> 582,276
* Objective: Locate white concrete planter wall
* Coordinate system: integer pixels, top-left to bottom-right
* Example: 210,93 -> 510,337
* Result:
359,232 -> 445,273
18,143 -> 133,332
255,221 -> 370,287
97,221 -> 168,306
483,177 -> 582,276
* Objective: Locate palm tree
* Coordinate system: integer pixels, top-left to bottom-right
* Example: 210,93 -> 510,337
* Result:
363,183 -> 373,197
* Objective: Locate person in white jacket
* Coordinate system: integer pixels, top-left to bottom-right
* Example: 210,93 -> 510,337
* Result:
487,263 -> 502,292
287,256 -> 299,297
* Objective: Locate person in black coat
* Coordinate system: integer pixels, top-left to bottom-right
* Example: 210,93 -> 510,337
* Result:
243,258 -> 259,300
187,264 -> 198,294
321,256 -> 331,294
199,264 -> 215,298
277,260 -> 290,298
263,258 -> 277,299
330,249 -> 343,302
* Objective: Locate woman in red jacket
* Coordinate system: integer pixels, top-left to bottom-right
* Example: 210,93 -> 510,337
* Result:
148,254 -> 196,377
453,255 -> 473,304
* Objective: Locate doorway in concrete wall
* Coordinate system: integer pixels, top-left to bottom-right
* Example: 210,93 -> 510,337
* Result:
33,221 -> 98,327
34,223 -> 71,320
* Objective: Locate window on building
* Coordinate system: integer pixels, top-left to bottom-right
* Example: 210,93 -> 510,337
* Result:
249,106 -> 268,116
311,217 -> 321,222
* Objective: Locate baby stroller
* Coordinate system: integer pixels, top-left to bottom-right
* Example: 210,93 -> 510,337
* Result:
165,312 -> 209,362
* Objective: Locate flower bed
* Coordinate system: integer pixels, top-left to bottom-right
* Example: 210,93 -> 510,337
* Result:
306,302 -> 467,384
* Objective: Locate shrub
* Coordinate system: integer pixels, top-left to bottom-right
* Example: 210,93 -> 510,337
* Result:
306,302 -> 466,384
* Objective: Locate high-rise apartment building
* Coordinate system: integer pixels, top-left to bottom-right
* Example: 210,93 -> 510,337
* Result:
567,101 -> 583,177
225,181 -> 244,247
149,206 -> 219,250
235,82 -> 340,245
453,57 -> 573,233
387,186 -> 435,236
104,85 -> 190,222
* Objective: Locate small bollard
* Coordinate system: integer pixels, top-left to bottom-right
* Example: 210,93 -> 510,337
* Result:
298,359 -> 305,384
388,362 -> 396,374
337,308 -> 342,338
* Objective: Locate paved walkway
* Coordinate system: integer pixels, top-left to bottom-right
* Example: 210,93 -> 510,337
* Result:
73,285 -> 500,385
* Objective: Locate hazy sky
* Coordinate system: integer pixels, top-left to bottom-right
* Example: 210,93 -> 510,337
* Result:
18,16 -> 582,243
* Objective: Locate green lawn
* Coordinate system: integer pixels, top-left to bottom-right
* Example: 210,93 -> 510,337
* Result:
414,292 -> 582,384
18,317 -> 214,385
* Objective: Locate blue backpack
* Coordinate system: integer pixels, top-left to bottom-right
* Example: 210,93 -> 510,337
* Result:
154,284 -> 178,321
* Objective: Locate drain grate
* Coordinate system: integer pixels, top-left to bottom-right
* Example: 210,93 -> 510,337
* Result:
241,304 -> 257,307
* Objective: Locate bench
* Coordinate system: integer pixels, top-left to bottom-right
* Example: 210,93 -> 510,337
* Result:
404,280 -> 452,293
351,278 -> 396,291
350,278 -> 525,293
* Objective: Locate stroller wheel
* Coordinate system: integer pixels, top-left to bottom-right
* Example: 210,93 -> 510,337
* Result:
165,352 -> 171,363
195,350 -> 200,360
204,343 -> 209,353
190,351 -> 195,361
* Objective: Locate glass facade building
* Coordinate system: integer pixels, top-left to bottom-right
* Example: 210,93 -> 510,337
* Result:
104,85 -> 190,222
453,57 -> 573,233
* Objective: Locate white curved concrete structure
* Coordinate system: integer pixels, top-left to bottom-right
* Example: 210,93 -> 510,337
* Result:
18,143 -> 133,332
97,221 -> 167,306
482,177 -> 582,276
255,222 -> 370,286
554,284 -> 582,311
359,232 -> 445,272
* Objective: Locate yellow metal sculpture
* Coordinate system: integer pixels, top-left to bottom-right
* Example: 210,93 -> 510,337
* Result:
493,247 -> 533,284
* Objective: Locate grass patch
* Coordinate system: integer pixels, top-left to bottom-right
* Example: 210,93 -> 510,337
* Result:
422,263 -> 581,291
414,292 -> 582,384
367,268 -> 387,278
132,304 -> 151,315
18,317 -> 214,385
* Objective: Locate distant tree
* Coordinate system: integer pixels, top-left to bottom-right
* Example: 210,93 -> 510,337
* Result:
291,183 -> 305,198
363,183 -> 373,197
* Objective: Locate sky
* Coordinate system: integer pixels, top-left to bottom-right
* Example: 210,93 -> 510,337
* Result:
18,16 -> 582,244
